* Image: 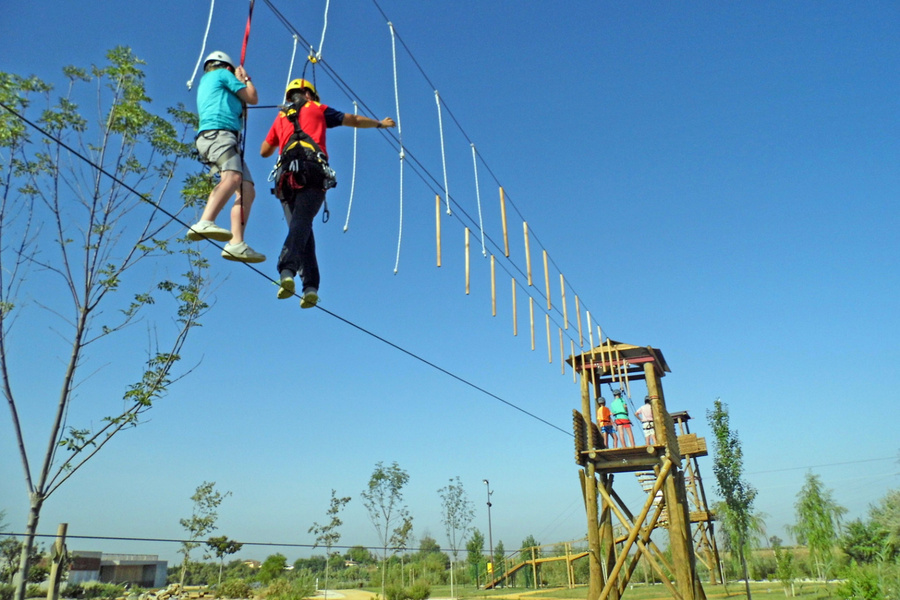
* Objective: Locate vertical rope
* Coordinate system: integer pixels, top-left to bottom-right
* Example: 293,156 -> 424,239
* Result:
187,0 -> 216,90
389,22 -> 404,274
285,35 -> 300,92
343,101 -> 359,232
316,0 -> 331,60
435,90 -> 451,215
240,0 -> 256,66
470,143 -> 487,257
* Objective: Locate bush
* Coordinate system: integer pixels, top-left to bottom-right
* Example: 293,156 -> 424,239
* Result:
62,583 -> 85,598
217,579 -> 253,599
407,581 -> 430,600
0,583 -> 14,600
384,585 -> 408,600
25,584 -> 43,598
82,582 -> 127,599
260,577 -> 315,600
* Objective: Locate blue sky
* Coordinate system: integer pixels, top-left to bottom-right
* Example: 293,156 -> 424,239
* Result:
2,0 -> 898,566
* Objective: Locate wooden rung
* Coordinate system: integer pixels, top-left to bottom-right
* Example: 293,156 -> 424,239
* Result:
529,296 -> 535,350
465,227 -> 470,295
435,194 -> 442,267
560,274 -> 568,329
545,313 -> 552,363
523,221 -> 532,286
575,295 -> 583,347
543,250 -> 551,310
491,255 -> 496,316
559,328 -> 565,375
499,186 -> 509,257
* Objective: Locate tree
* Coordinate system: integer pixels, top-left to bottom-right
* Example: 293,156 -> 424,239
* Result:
361,461 -> 410,599
438,476 -> 474,599
206,536 -> 243,587
308,489 -> 351,599
258,554 -> 288,585
1,48 -> 209,600
707,399 -> 756,599
466,529 -> 485,588
770,536 -> 796,598
868,488 -> 900,559
520,536 -> 541,588
493,540 -> 506,586
790,472 -> 846,581
179,482 -> 231,587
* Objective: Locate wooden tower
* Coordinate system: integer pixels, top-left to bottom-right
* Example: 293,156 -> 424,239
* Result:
568,341 -> 707,600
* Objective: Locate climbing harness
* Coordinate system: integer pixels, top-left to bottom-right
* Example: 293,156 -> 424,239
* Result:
269,102 -> 337,201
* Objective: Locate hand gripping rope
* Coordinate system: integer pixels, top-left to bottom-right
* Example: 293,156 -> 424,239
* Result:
186,0 -> 216,90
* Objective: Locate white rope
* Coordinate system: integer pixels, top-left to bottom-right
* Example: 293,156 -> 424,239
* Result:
389,22 -> 404,274
285,35 -> 300,93
470,143 -> 487,257
187,0 -> 216,90
343,101 -> 359,232
435,90 -> 451,215
316,0 -> 331,60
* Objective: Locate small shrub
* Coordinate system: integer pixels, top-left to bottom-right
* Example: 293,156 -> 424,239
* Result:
25,584 -> 43,598
62,583 -> 85,598
384,585 -> 408,600
82,582 -> 127,599
261,577 -> 315,600
217,579 -> 253,599
0,583 -> 15,600
407,581 -> 430,600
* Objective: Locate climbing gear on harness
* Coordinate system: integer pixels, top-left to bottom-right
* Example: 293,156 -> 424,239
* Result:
269,101 -> 337,200
204,51 -> 234,69
285,78 -> 318,101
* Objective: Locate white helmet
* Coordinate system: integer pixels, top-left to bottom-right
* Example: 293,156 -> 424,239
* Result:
204,51 -> 234,69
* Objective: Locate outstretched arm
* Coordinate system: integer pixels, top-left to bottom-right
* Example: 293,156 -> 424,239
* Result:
342,114 -> 396,129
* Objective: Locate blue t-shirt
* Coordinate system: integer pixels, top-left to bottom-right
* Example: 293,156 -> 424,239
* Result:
196,68 -> 246,133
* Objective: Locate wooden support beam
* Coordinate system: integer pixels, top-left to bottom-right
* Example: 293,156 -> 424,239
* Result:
499,186 -> 509,257
435,195 -> 442,267
523,221 -> 532,285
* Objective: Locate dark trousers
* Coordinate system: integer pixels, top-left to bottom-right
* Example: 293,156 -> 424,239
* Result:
277,186 -> 326,292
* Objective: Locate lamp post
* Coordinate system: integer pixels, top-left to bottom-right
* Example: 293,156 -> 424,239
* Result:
483,479 -> 494,584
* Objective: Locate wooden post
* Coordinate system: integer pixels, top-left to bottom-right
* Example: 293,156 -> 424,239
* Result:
523,221 -> 533,285
465,227 -> 470,295
597,475 -> 619,600
570,341 -> 577,383
46,523 -> 67,600
645,361 -> 700,600
435,194 -> 442,267
531,546 -> 538,590
559,328 -> 565,375
580,372 -> 603,600
491,255 -> 496,316
499,186 -> 509,257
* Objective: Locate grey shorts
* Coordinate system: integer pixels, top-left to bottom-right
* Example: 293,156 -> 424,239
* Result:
195,130 -> 253,184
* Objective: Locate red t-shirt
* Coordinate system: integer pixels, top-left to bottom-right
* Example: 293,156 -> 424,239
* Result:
264,101 -> 343,157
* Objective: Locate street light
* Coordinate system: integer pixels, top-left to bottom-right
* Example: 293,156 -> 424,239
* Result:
483,479 -> 494,584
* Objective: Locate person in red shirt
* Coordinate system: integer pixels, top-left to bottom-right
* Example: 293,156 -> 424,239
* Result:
260,79 -> 396,308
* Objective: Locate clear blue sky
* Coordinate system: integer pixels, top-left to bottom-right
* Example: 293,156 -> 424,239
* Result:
2,0 -> 898,565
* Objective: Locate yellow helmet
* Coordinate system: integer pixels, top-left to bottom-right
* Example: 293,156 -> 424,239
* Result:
285,78 -> 317,101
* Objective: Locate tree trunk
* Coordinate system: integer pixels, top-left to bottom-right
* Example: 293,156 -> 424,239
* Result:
739,547 -> 752,600
14,497 -> 43,600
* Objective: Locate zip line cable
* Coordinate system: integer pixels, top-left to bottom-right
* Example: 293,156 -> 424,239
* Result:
0,100 -> 572,440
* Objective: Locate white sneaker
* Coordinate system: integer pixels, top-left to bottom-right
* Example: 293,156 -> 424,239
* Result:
187,220 -> 233,242
300,288 -> 319,309
221,241 -> 266,263
277,274 -> 295,299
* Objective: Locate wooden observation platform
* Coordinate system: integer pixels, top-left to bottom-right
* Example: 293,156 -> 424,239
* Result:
567,341 -> 710,600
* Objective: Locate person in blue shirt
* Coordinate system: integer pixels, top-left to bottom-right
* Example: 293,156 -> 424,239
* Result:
187,51 -> 265,263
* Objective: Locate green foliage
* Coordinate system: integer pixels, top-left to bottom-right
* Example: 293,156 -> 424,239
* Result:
843,519 -> 888,564
869,488 -> 900,559
384,584 -> 408,600
60,583 -> 83,598
437,477 -> 474,561
24,584 -> 41,598
406,581 -> 430,600
361,462 -> 411,597
261,575 -> 314,600
179,482 -> 231,586
81,583 -> 127,599
466,529 -> 485,585
790,472 -> 846,580
837,563 -> 887,600
258,554 -> 288,586
215,579 -> 253,599
0,584 -> 12,600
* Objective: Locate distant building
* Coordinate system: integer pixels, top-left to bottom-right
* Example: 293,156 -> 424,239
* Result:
242,560 -> 261,569
69,552 -> 167,589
